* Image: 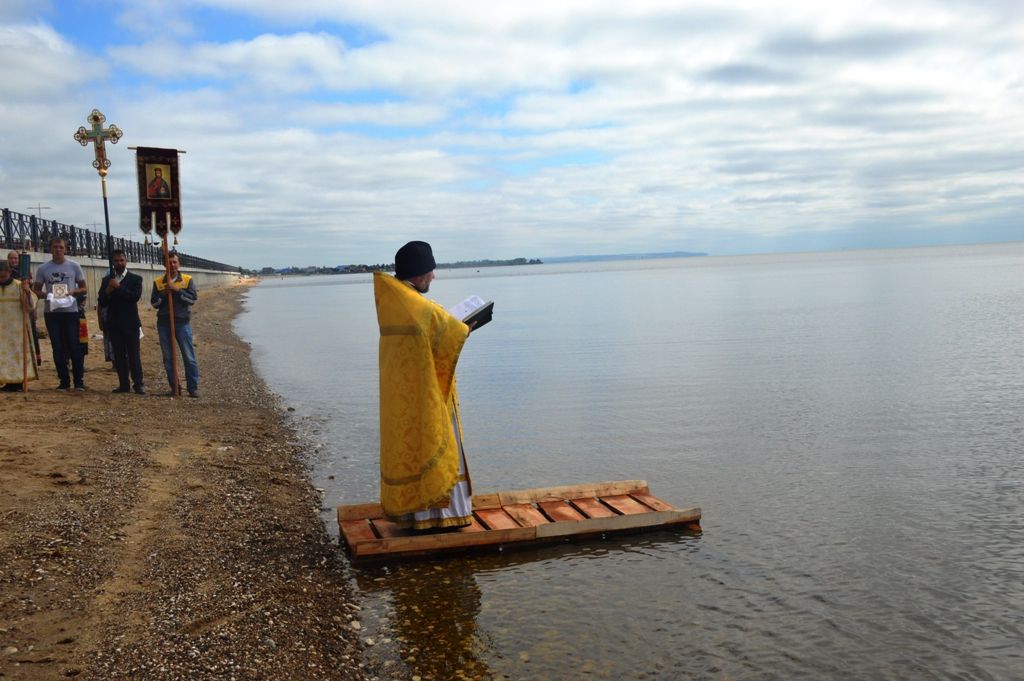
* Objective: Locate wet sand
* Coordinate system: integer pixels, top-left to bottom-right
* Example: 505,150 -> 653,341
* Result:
1,282 -> 372,679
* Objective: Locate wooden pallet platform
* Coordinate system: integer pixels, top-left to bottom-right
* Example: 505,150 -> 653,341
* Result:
337,480 -> 701,562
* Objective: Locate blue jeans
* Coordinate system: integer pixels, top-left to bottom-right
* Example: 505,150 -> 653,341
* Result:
157,321 -> 199,393
44,312 -> 84,388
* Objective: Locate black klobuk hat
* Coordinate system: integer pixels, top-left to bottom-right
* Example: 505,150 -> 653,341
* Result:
394,241 -> 436,280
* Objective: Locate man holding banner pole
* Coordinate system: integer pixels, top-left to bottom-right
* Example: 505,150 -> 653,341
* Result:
151,251 -> 198,398
134,146 -> 190,397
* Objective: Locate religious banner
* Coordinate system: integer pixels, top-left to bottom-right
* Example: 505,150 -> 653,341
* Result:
135,147 -> 183,241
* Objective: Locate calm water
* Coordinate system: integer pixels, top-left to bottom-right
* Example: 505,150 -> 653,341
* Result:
236,243 -> 1024,680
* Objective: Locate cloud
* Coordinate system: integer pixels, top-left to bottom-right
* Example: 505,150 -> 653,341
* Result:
1,1 -> 1022,268
111,33 -> 350,93
0,22 -> 104,96
115,0 -> 195,37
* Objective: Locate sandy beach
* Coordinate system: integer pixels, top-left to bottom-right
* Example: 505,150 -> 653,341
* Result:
1,282 -> 371,679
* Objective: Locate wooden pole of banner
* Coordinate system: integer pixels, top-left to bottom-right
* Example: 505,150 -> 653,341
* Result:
137,148 -> 187,396
157,216 -> 180,398
21,285 -> 30,393
27,245 -> 40,367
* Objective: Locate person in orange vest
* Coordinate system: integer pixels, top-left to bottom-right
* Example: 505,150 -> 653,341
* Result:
150,252 -> 199,397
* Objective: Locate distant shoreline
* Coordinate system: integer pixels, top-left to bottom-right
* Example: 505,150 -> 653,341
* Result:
261,251 -> 707,276
541,251 -> 708,263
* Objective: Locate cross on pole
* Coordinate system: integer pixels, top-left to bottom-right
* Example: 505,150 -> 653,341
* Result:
73,109 -> 123,271
74,109 -> 123,176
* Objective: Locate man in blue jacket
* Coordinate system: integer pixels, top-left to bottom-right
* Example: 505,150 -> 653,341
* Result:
151,252 -> 199,397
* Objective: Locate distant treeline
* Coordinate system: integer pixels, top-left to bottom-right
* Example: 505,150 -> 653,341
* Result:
260,257 -> 542,276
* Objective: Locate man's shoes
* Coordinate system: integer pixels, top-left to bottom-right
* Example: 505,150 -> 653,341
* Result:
187,390 -> 199,398
134,387 -> 146,395
56,384 -> 70,392
112,387 -> 131,393
74,385 -> 86,392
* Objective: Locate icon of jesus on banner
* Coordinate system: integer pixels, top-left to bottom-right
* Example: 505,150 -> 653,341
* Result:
146,164 -> 172,199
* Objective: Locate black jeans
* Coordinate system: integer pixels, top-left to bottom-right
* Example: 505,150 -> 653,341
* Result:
44,312 -> 84,387
109,325 -> 144,390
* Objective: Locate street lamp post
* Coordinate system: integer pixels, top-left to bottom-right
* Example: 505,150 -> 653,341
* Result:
27,203 -> 52,221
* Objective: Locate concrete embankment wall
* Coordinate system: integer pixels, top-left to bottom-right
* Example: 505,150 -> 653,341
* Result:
21,251 -> 242,312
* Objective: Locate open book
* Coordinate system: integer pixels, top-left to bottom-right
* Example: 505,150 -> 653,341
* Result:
449,295 -> 494,330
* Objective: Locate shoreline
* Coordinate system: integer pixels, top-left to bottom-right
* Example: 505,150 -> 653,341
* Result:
1,282 -> 371,679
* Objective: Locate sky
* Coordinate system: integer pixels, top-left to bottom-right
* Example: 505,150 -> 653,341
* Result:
0,0 -> 1022,269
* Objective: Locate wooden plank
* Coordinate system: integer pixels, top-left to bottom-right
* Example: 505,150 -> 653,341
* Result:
498,480 -> 649,506
338,481 -> 651,520
538,500 -> 586,523
630,492 -> 677,512
602,494 -> 652,515
535,507 -> 702,539
368,515 -> 488,538
460,517 -> 488,533
337,502 -> 383,522
475,508 -> 521,531
503,503 -> 550,528
471,492 -> 502,510
339,519 -> 377,546
371,517 -> 405,538
353,526 -> 536,557
570,497 -> 616,519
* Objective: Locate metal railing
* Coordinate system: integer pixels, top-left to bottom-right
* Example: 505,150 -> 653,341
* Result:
1,208 -> 241,273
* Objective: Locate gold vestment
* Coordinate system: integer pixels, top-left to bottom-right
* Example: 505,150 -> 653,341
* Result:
0,279 -> 38,385
374,272 -> 469,517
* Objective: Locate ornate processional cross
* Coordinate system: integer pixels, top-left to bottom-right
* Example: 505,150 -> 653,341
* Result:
72,108 -> 123,273
73,109 -> 123,177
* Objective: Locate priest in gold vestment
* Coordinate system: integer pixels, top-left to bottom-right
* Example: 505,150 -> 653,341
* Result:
374,241 -> 474,530
0,259 -> 38,391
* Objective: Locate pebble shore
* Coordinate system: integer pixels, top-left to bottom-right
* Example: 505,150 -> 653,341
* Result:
1,282 -> 374,680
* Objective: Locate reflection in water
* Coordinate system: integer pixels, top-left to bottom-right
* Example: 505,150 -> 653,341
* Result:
392,561 -> 488,680
357,557 -> 490,680
352,530 -> 702,680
